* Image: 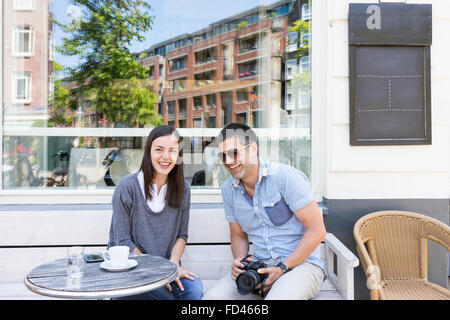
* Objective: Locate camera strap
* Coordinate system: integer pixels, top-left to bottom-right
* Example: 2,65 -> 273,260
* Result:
260,278 -> 267,298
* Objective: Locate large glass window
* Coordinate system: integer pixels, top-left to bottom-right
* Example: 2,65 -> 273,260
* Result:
2,0 -> 312,191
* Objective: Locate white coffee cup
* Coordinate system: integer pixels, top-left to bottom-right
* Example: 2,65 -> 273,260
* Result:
103,246 -> 130,267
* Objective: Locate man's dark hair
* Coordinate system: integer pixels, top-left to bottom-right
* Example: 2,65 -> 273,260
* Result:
216,123 -> 258,147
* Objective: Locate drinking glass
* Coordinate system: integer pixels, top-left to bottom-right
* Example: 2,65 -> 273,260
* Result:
66,246 -> 85,278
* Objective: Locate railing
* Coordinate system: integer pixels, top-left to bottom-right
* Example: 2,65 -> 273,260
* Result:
238,70 -> 258,79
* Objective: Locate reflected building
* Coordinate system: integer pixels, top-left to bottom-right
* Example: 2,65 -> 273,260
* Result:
1,0 -> 52,128
137,0 -> 310,129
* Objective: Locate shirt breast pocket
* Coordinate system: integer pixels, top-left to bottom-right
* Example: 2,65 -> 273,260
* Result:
263,194 -> 293,227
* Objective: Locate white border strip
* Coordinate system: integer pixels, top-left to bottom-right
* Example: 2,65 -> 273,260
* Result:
3,127 -> 310,138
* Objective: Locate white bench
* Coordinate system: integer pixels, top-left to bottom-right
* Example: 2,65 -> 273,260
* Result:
0,206 -> 359,300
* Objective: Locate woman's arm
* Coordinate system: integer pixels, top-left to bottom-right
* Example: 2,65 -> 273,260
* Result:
167,187 -> 199,291
109,183 -> 137,252
169,237 -> 187,266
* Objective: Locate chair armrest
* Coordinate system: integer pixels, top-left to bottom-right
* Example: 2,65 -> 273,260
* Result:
324,233 -> 360,300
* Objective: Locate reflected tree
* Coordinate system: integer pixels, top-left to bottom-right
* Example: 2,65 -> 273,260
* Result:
54,0 -> 162,128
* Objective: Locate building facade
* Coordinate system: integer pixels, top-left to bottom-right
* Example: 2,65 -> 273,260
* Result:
137,0 -> 310,130
2,0 -> 51,128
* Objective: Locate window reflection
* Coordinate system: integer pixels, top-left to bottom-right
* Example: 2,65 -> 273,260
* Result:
2,0 -> 312,190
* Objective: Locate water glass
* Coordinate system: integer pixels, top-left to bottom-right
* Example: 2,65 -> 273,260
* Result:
66,246 -> 85,278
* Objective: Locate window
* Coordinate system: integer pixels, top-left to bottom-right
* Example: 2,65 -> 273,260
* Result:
178,99 -> 187,118
194,70 -> 216,88
287,32 -> 298,52
267,3 -> 290,18
12,72 -> 32,103
193,96 -> 203,109
147,65 -> 155,78
238,60 -> 258,78
300,32 -> 310,48
206,116 -> 216,128
2,0 -> 312,194
14,0 -> 35,11
302,3 -> 311,21
169,56 -> 187,72
172,77 -> 187,93
158,103 -> 165,117
195,47 -> 217,65
206,94 -> 215,107
193,118 -> 202,128
12,26 -> 34,56
300,56 -> 310,73
168,101 -> 175,119
239,36 -> 259,53
237,89 -> 248,102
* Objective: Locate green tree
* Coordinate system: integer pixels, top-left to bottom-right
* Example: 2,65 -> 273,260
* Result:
54,0 -> 162,128
287,19 -> 309,58
98,78 -> 159,127
237,21 -> 248,31
48,62 -> 74,127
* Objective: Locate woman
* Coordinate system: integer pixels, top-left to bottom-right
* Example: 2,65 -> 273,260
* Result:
107,125 -> 203,300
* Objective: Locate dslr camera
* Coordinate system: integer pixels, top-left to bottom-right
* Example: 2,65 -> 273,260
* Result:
236,256 -> 268,295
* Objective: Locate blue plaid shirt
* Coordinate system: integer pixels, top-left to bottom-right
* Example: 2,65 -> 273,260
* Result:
221,159 -> 324,271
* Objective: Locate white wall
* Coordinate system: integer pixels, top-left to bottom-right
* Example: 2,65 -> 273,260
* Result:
312,0 -> 450,200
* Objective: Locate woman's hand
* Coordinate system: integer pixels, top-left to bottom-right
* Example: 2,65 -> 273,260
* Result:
166,266 -> 199,292
131,247 -> 142,255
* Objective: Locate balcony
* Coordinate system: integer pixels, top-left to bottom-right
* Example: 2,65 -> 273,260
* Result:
194,80 -> 216,88
169,56 -> 188,73
238,36 -> 259,54
194,70 -> 216,89
238,70 -> 258,79
195,46 -> 218,66
238,60 -> 259,79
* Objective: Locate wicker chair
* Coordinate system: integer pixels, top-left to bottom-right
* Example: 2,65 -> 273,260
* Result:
353,211 -> 450,300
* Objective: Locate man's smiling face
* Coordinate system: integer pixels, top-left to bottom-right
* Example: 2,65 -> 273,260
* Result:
218,135 -> 257,180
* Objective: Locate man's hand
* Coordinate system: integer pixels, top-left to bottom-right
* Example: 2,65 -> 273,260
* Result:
254,266 -> 284,295
231,256 -> 253,280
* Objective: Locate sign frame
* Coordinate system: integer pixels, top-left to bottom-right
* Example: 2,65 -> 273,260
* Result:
348,3 -> 432,146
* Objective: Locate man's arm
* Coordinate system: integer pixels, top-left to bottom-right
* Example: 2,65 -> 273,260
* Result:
229,222 -> 250,280
230,222 -> 249,259
256,200 -> 326,294
284,200 -> 326,269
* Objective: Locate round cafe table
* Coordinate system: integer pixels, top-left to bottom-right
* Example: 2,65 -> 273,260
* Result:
24,254 -> 178,299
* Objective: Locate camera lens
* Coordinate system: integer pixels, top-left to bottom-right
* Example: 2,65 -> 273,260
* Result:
236,270 -> 260,295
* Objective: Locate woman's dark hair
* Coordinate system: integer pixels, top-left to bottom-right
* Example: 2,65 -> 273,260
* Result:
140,125 -> 185,208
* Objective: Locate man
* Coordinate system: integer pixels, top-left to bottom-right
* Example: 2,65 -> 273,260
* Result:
203,123 -> 326,300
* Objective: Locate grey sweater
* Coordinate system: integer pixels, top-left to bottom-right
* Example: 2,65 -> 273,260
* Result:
107,173 -> 191,259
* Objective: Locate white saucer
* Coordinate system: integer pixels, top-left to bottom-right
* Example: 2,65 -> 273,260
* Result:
100,259 -> 138,272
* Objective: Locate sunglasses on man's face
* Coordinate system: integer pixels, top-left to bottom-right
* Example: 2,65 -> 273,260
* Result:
218,144 -> 250,163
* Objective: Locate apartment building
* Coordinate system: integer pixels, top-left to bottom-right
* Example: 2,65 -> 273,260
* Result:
138,0 -> 310,129
2,0 -> 52,128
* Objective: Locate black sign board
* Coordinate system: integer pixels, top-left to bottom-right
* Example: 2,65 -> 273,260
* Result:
349,3 -> 432,146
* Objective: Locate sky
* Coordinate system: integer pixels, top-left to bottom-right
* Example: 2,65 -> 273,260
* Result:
50,0 -> 282,74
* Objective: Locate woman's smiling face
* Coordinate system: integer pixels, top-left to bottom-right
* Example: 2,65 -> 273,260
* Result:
150,134 -> 179,178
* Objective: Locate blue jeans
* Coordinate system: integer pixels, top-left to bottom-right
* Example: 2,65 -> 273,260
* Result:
114,277 -> 203,300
